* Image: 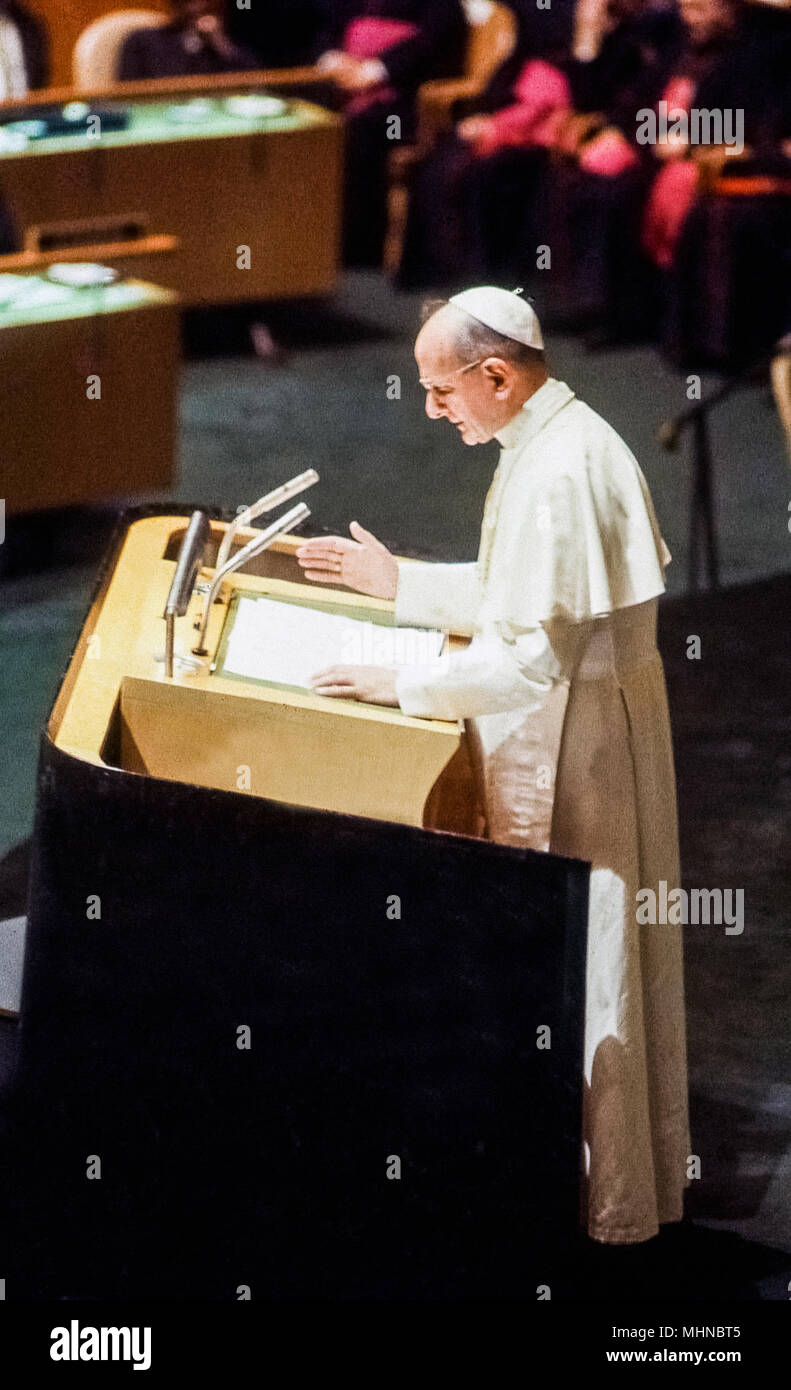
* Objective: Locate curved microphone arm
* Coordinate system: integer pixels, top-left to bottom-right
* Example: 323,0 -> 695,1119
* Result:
214,469 -> 319,576
192,501 -> 311,655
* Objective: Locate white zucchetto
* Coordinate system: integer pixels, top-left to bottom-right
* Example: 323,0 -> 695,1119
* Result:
449,286 -> 544,350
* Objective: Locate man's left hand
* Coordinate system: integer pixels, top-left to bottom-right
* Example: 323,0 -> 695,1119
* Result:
310,665 -> 400,706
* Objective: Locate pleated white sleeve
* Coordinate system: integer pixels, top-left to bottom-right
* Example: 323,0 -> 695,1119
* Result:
395,621 -> 565,721
394,560 -> 482,637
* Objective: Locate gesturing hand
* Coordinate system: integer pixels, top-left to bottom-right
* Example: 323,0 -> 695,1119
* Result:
296,522 -> 398,599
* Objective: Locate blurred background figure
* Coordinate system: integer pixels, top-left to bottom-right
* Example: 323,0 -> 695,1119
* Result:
398,0 -> 574,287
396,0 -> 657,289
658,0 -> 791,366
313,0 -> 468,266
118,0 -> 259,80
542,0 -> 791,350
0,2 -> 49,252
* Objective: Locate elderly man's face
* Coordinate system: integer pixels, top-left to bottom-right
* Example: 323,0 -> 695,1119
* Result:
415,310 -> 517,445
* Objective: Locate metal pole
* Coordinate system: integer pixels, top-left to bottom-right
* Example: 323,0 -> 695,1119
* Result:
692,413 -> 719,591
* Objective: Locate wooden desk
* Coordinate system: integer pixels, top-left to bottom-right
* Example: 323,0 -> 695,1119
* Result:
0,277 -> 178,516
51,514 -> 473,829
0,94 -> 342,306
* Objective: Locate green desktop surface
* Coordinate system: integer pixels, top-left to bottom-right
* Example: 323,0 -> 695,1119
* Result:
0,274 -> 175,328
0,96 -> 321,161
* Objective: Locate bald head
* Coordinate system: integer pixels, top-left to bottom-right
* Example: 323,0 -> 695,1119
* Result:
415,303 -> 548,446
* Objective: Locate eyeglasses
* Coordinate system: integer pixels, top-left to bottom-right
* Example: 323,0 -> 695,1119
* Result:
418,359 -> 483,394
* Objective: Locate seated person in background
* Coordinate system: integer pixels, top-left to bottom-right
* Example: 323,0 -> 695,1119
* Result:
313,0 -> 467,266
655,0 -> 791,366
398,0 -> 576,286
0,3 -> 50,253
0,1 -> 49,96
547,0 -> 791,348
224,0 -> 325,68
531,0 -> 673,338
398,0 -> 649,289
117,0 -> 259,80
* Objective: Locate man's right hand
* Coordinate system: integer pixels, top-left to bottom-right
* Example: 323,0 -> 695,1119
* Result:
296,522 -> 399,599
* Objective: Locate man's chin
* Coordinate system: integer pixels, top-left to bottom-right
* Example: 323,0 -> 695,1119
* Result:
456,424 -> 486,445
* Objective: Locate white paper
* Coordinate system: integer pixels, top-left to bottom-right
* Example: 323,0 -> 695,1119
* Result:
221,595 -> 445,689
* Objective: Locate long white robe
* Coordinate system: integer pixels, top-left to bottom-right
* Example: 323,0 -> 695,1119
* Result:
393,377 -> 690,1245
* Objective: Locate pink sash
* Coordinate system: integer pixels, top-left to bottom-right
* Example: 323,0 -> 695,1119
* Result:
642,160 -> 699,267
474,60 -> 572,157
577,74 -> 695,182
342,16 -> 420,113
343,17 -> 419,60
641,76 -> 699,268
579,127 -> 639,177
662,76 -> 695,120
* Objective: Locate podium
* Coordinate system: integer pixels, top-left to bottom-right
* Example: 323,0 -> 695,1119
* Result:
6,509 -> 589,1299
52,511 -> 473,829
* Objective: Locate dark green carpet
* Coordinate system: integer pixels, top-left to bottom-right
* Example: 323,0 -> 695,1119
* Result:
657,576 -> 791,1271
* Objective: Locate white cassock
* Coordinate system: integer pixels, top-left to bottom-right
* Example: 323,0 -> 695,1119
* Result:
394,376 -> 690,1245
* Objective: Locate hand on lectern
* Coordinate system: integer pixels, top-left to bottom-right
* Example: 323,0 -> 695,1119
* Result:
310,665 -> 400,706
296,522 -> 398,600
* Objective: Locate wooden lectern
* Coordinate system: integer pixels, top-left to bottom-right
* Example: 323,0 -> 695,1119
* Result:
51,512 -> 475,831
6,509 -> 589,1300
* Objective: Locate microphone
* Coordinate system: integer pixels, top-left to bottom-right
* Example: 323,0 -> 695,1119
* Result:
214,468 -> 319,577
163,510 -> 210,679
192,501 -> 310,656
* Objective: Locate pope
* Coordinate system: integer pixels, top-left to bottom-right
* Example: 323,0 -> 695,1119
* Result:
296,287 -> 690,1247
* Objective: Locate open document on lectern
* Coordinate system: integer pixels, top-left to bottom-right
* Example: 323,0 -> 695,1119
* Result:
220,593 -> 445,690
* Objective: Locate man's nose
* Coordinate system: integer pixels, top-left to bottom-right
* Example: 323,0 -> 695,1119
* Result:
425,394 -> 445,420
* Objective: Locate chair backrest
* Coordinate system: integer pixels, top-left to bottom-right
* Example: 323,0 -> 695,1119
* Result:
464,1 -> 518,84
73,10 -> 168,90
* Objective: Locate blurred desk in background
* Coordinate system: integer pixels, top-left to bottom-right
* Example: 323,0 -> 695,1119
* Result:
0,275 -> 178,515
0,91 -> 342,307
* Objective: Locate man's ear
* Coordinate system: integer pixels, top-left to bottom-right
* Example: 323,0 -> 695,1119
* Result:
481,357 -> 512,393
